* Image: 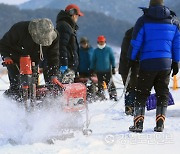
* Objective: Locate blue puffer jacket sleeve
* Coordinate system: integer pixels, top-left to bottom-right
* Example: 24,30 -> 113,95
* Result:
172,27 -> 180,62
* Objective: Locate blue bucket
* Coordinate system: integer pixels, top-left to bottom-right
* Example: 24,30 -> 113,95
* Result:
146,92 -> 174,111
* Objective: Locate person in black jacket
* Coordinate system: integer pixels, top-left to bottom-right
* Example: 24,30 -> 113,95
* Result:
0,18 -> 60,98
119,27 -> 139,115
56,4 -> 84,83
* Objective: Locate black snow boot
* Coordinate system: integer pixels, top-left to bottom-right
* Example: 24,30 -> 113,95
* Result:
129,106 -> 145,133
154,106 -> 167,132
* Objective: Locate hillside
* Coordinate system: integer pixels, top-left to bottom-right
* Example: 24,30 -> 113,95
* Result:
19,0 -> 180,24
0,4 -> 132,46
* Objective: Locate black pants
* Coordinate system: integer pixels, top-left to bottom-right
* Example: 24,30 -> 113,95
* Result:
97,72 -> 117,97
6,64 -> 20,90
135,70 -> 171,107
121,65 -> 139,107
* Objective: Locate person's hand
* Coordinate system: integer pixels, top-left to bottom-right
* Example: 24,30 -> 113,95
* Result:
171,62 -> 179,77
112,67 -> 116,75
51,76 -> 64,89
4,57 -> 13,65
59,66 -> 68,74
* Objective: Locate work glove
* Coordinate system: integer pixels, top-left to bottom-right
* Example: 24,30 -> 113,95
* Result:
171,62 -> 179,77
51,76 -> 64,89
59,66 -> 68,74
4,57 -> 13,65
112,67 -> 116,75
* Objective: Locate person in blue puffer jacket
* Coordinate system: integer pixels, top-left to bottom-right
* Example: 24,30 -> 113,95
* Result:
128,0 -> 180,133
90,35 -> 117,101
78,37 -> 94,77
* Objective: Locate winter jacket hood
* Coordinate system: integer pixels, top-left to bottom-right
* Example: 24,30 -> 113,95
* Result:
143,5 -> 171,19
56,10 -> 78,30
140,5 -> 177,20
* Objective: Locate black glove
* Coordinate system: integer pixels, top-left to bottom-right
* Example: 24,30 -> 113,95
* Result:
171,62 -> 179,77
112,67 -> 116,75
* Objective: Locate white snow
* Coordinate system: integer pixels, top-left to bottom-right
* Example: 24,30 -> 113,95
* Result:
0,51 -> 180,154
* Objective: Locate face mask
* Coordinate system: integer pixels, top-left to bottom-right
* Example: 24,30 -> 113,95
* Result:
97,43 -> 106,49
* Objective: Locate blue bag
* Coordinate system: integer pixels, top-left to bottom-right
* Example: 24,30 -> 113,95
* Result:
146,92 -> 174,111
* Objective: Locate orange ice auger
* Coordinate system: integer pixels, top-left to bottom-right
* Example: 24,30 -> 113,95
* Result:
20,55 -> 35,110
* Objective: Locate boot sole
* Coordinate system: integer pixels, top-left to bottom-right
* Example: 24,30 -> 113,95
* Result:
129,129 -> 143,133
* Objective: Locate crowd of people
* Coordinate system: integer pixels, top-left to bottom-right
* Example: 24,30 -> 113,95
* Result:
0,0 -> 180,133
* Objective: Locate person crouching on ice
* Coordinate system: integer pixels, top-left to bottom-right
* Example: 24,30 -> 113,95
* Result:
0,18 -> 61,99
90,35 -> 118,101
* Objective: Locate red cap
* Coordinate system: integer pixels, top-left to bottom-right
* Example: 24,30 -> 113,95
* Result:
65,4 -> 84,16
97,35 -> 106,42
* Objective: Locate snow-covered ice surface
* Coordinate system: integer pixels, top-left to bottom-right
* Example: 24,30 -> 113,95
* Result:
0,72 -> 180,154
0,51 -> 180,154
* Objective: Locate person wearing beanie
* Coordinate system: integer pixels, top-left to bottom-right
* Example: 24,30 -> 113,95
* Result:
56,4 -> 84,83
90,35 -> 118,101
0,18 -> 60,99
75,37 -> 96,101
78,37 -> 94,77
128,0 -> 180,132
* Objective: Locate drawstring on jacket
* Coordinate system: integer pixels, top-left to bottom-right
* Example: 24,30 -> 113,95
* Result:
39,44 -> 44,61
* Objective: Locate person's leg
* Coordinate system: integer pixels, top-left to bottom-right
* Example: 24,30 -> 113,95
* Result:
129,70 -> 156,132
125,66 -> 139,115
154,70 -> 170,132
125,89 -> 136,115
104,72 -> 117,101
97,73 -> 106,100
4,64 -> 20,96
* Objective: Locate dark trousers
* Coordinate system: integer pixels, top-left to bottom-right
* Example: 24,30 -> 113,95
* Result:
7,64 -> 20,90
135,70 -> 171,107
121,66 -> 139,107
97,72 -> 117,97
79,72 -> 91,78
